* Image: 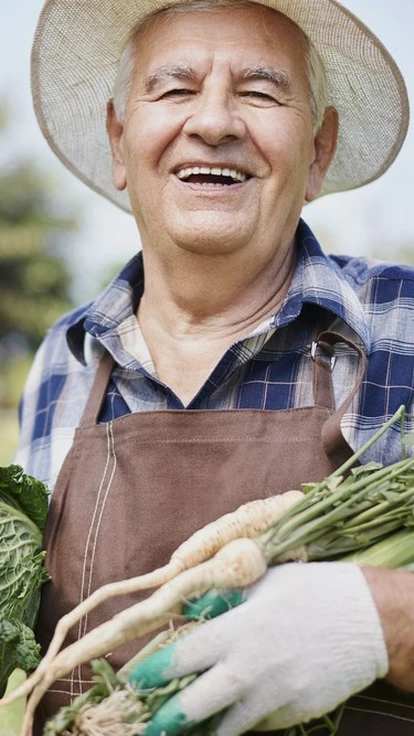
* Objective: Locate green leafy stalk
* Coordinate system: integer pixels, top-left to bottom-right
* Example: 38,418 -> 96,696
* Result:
258,462 -> 414,562
341,528 -> 414,567
258,408 -> 414,564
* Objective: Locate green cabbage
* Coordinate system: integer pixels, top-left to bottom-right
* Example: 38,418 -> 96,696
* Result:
0,464 -> 50,696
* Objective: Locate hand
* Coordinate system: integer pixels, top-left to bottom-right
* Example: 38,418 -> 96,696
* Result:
130,563 -> 388,735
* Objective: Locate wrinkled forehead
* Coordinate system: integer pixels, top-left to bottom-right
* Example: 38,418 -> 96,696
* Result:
130,3 -> 310,78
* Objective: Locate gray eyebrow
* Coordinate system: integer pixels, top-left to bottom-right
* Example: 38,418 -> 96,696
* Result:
145,63 -> 292,93
241,65 -> 291,90
145,65 -> 196,92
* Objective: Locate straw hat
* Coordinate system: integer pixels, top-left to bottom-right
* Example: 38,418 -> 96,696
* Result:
31,0 -> 410,213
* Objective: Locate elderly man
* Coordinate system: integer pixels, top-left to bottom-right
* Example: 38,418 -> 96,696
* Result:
15,0 -> 414,734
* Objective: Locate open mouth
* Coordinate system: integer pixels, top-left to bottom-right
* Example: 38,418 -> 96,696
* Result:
175,166 -> 250,186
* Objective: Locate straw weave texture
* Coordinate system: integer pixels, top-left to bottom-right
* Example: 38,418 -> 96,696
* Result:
31,0 -> 410,212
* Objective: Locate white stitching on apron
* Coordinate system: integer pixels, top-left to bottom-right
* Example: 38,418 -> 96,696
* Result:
84,421 -> 118,603
71,420 -> 115,698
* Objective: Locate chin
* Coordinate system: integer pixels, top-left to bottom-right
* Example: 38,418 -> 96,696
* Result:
175,235 -> 247,256
168,222 -> 253,256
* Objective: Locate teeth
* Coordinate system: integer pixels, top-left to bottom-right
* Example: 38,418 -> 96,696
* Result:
176,166 -> 247,183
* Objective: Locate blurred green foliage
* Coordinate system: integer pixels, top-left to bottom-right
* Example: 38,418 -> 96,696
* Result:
0,164 -> 75,350
0,106 -> 77,463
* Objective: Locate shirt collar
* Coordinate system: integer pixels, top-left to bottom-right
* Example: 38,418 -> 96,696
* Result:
67,253 -> 145,364
273,219 -> 370,348
67,219 -> 370,364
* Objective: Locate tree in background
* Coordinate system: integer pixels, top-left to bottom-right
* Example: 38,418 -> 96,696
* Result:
0,106 -> 78,463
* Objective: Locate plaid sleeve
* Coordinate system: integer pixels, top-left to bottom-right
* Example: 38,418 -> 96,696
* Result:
337,259 -> 414,464
14,307 -> 96,489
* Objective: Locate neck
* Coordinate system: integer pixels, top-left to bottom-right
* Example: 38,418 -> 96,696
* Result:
134,239 -> 296,405
138,238 -> 297,340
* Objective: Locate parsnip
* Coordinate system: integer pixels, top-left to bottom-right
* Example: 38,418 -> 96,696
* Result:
3,490 -> 302,719
18,538 -> 268,736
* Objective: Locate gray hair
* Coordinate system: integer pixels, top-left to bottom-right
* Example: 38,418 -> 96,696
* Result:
113,0 -> 328,132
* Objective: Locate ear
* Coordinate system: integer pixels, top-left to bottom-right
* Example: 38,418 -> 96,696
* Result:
106,100 -> 127,191
305,106 -> 339,202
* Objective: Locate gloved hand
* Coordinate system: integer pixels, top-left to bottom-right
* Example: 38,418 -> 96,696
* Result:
129,562 -> 388,735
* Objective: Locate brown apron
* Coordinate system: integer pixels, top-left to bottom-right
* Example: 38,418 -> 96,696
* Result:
35,331 -> 414,735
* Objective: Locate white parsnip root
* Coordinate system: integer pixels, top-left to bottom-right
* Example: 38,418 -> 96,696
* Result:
2,489 -> 302,719
19,538 -> 268,736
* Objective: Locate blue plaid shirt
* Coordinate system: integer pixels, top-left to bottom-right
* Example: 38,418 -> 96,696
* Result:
15,219 -> 414,492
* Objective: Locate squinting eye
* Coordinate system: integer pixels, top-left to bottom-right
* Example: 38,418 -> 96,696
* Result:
240,91 -> 277,103
163,88 -> 196,98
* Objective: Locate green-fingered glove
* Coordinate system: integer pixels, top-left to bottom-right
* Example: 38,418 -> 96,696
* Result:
182,587 -> 247,620
129,563 -> 388,736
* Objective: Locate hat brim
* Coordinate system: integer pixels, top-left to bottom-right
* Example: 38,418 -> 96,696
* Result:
31,0 -> 410,213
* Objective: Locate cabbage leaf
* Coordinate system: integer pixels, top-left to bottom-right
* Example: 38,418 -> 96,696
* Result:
0,465 -> 50,695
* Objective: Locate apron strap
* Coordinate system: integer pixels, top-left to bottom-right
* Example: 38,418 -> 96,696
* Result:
78,350 -> 116,428
311,310 -> 342,412
314,330 -> 367,468
312,342 -> 336,411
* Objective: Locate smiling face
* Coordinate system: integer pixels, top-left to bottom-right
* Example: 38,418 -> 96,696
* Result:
108,5 -> 337,267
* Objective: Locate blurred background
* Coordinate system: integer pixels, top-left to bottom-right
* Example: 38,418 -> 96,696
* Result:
0,0 -> 413,466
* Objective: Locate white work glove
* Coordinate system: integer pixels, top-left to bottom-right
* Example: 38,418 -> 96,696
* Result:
130,562 -> 388,735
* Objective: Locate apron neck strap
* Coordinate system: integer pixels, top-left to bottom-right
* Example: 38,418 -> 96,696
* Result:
312,341 -> 336,411
314,330 -> 367,468
79,350 -> 116,428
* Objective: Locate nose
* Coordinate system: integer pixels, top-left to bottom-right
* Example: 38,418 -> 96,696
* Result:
183,84 -> 246,146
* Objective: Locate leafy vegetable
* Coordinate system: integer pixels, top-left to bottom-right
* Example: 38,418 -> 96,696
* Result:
0,464 -> 49,533
0,464 -> 50,695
